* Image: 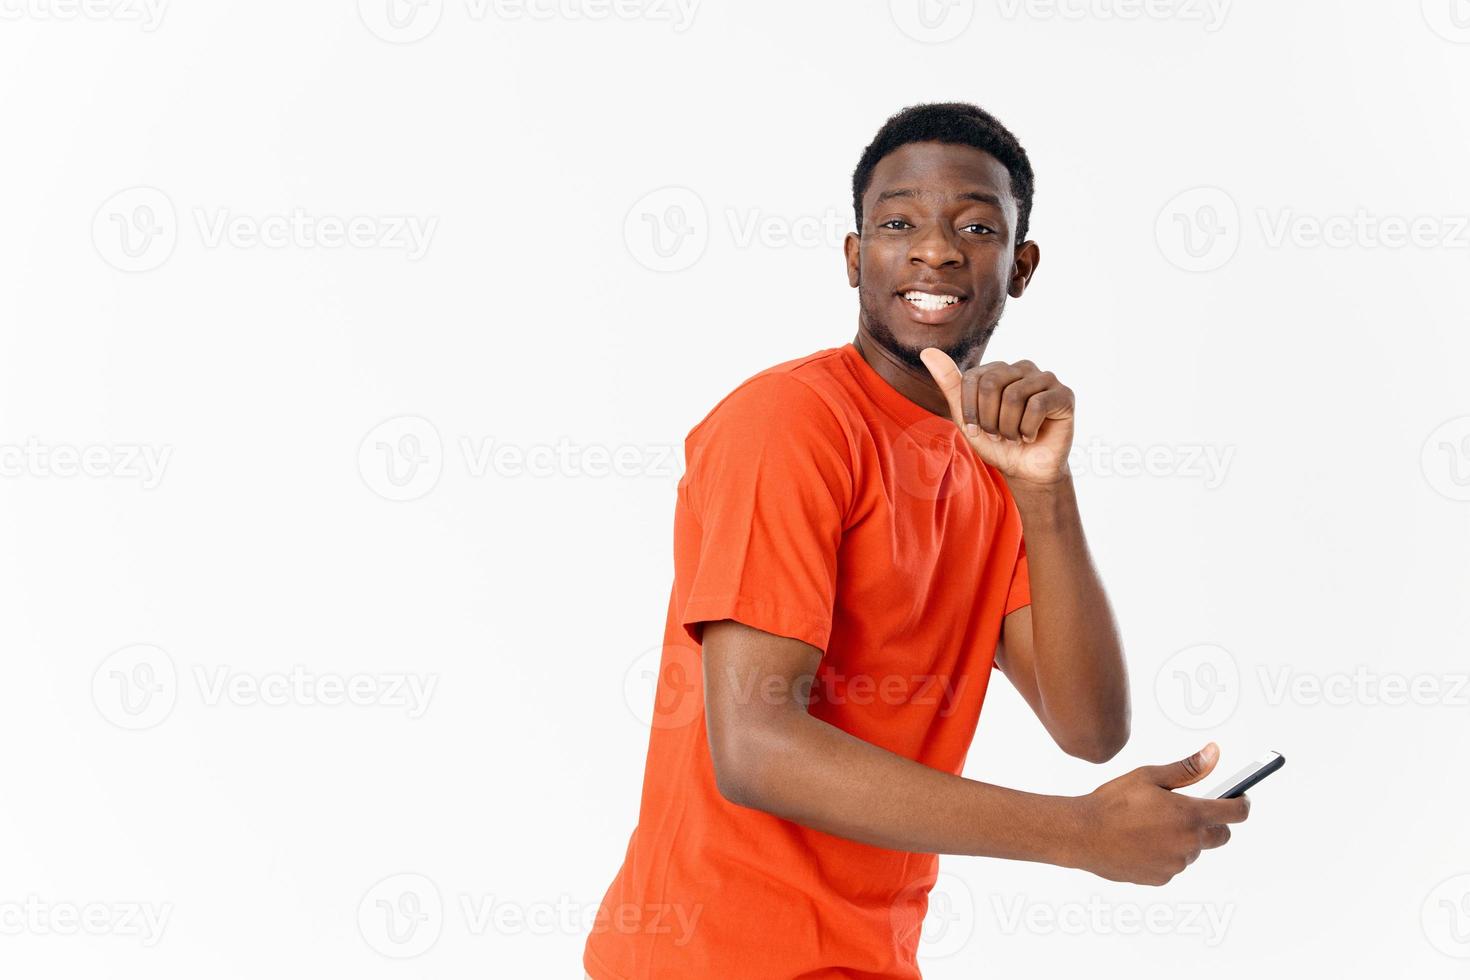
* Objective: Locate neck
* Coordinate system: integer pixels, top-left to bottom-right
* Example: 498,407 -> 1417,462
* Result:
851,324 -> 967,420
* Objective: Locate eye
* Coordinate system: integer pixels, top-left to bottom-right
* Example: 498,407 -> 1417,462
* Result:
878,219 -> 912,230
962,222 -> 996,235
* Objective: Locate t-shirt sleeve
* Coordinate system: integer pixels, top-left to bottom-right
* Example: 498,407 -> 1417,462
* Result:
677,374 -> 854,653
1003,538 -> 1032,616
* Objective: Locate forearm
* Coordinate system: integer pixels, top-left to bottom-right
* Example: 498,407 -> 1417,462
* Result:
720,707 -> 1086,863
1010,476 -> 1130,755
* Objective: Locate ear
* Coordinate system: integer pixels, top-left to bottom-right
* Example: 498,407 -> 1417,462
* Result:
1008,240 -> 1041,298
844,231 -> 861,288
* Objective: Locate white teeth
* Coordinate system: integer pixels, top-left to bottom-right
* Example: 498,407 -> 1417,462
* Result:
902,291 -> 961,311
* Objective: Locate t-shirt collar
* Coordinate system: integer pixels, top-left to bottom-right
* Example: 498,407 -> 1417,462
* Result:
838,341 -> 947,429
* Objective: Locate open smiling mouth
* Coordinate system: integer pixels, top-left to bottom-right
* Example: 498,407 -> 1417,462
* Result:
901,290 -> 965,311
896,289 -> 969,322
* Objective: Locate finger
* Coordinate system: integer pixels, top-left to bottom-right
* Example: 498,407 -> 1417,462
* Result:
962,369 -> 980,432
1200,824 -> 1233,850
1142,742 -> 1220,790
998,373 -> 1053,441
973,364 -> 1025,434
1018,381 -> 1071,443
1194,794 -> 1251,826
961,361 -> 1007,433
918,347 -> 966,429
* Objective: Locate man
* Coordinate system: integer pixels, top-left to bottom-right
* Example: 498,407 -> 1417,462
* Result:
584,102 -> 1250,979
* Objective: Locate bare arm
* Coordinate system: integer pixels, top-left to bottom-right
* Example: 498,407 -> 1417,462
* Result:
915,348 -> 1130,765
703,619 -> 1086,861
994,477 -> 1130,763
702,619 -> 1246,883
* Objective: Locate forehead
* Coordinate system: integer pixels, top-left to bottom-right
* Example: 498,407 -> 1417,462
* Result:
865,141 -> 1013,211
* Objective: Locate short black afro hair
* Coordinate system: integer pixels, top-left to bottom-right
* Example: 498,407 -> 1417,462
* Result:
851,102 -> 1035,243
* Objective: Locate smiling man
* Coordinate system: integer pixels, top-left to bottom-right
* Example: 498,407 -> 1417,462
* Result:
584,102 -> 1250,980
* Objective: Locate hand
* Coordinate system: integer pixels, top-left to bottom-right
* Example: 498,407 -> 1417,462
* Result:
918,347 -> 1074,489
1071,743 -> 1251,886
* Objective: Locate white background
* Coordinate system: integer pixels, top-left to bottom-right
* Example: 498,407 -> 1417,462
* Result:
2,1 -> 1469,977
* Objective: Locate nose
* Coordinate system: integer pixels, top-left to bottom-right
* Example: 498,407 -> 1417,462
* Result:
907,221 -> 963,269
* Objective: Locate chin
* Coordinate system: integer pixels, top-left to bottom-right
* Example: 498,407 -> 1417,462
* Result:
861,293 -> 997,367
891,321 -> 977,361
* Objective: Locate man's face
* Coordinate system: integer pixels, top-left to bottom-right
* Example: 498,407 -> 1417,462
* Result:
844,141 -> 1038,371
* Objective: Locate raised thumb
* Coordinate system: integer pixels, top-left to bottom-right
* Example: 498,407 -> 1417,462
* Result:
1148,742 -> 1220,790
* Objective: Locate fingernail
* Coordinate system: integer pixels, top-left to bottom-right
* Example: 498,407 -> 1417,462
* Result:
966,423 -> 979,437
1201,743 -> 1218,764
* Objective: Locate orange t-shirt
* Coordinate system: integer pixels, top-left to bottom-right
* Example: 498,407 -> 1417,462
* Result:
585,342 -> 1031,980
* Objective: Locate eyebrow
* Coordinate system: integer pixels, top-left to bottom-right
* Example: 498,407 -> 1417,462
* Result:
875,188 -> 1004,207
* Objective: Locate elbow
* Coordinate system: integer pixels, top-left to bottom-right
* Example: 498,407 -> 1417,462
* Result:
711,751 -> 755,807
1057,713 -> 1131,765
708,725 -> 767,809
707,708 -> 800,809
1064,735 -> 1126,765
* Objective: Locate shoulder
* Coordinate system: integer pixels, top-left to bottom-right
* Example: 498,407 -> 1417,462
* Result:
687,348 -> 851,443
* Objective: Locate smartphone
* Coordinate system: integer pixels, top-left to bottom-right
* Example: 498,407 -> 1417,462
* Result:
1208,751 -> 1285,799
